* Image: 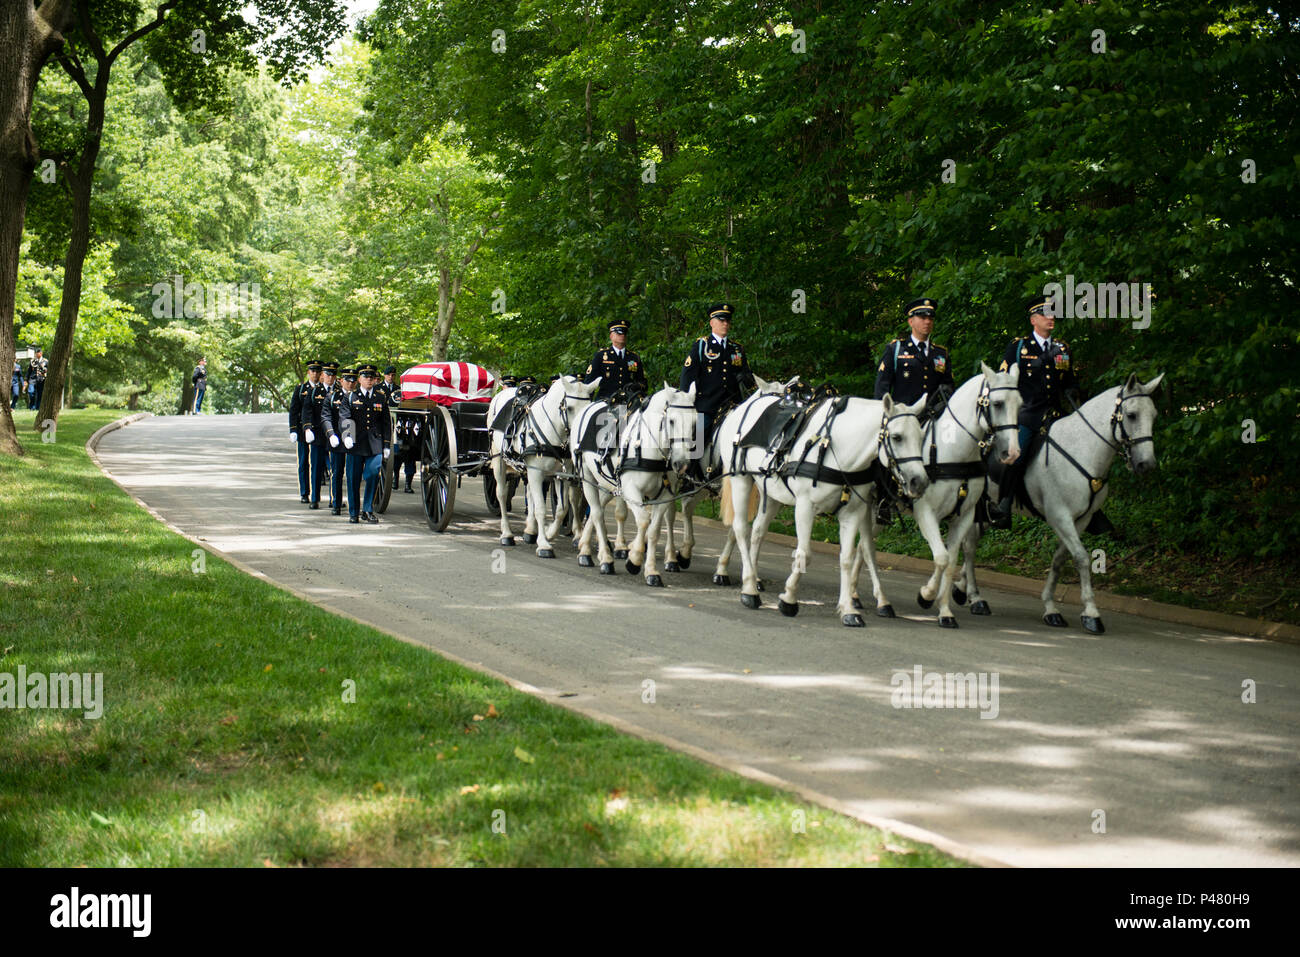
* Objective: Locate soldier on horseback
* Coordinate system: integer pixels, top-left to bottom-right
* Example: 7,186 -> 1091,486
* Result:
679,302 -> 756,479
872,297 -> 956,524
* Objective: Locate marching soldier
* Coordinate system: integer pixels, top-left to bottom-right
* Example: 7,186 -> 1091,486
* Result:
872,297 -> 956,524
986,295 -> 1101,530
338,363 -> 391,524
379,364 -> 415,492
305,363 -> 337,509
324,366 -> 354,515
289,360 -> 322,503
679,302 -> 756,460
583,320 -> 647,399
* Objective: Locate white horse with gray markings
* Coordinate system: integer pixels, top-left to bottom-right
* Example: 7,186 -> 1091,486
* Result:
954,372 -> 1165,633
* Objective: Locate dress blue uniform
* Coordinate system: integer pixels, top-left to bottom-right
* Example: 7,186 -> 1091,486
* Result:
679,303 -> 756,449
338,363 -> 391,523
584,320 -> 648,399
289,361 -> 322,502
325,366 -> 352,514
873,299 -> 954,406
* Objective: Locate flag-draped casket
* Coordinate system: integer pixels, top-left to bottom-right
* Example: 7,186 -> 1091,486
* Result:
398,362 -> 495,406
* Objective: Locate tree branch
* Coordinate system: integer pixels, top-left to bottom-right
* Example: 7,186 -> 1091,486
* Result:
107,0 -> 181,67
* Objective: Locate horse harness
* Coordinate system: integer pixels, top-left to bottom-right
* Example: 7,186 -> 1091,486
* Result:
913,381 -> 1021,521
1039,388 -> 1152,517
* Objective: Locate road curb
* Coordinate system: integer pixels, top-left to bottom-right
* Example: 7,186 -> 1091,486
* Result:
689,516 -> 1300,645
87,412 -> 1007,869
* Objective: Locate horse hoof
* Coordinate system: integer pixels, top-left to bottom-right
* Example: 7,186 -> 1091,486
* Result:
578,554 -> 594,567
665,562 -> 681,573
599,562 -> 614,575
1043,613 -> 1068,628
842,614 -> 865,628
614,549 -> 628,560
916,592 -> 934,610
877,605 -> 896,619
1081,615 -> 1106,634
970,600 -> 991,616
538,548 -> 555,559
625,560 -> 641,575
741,593 -> 761,610
756,580 -> 766,592
522,533 -> 537,545
952,587 -> 967,606
852,597 -> 864,610
677,557 -> 691,570
712,574 -> 731,587
500,537 -> 516,547
646,575 -> 664,588
778,599 -> 798,617
939,616 -> 958,629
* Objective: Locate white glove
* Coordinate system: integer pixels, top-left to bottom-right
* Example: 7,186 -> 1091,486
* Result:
329,434 -> 339,448
343,436 -> 354,450
290,432 -> 298,444
383,448 -> 390,460
304,428 -> 315,444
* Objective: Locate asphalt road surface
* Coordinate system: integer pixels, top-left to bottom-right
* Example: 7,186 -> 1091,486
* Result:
96,413 -> 1300,867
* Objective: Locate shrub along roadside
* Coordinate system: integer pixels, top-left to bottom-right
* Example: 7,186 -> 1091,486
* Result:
0,409 -> 960,867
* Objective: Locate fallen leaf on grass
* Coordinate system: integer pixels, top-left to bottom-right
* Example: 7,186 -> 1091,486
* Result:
89,812 -> 112,828
263,858 -> 277,868
372,782 -> 386,793
460,785 -> 480,795
583,822 -> 598,835
486,703 -> 500,718
605,797 -> 629,815
219,714 -> 237,726
513,746 -> 535,764
884,843 -> 914,855
263,664 -> 273,673
435,752 -> 445,760
742,668 -> 752,674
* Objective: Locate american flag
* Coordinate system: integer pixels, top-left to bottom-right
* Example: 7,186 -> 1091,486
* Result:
398,362 -> 496,406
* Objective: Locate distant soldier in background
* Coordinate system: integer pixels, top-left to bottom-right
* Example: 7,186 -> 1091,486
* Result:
289,360 -> 322,503
191,357 -> 208,413
338,363 -> 391,524
324,366 -> 354,515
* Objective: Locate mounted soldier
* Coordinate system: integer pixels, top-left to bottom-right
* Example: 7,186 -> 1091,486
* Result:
985,295 -> 1112,535
679,302 -> 756,477
872,297 -> 955,524
584,319 -> 648,400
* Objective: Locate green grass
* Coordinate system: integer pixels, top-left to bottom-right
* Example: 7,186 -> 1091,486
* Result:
0,409 -> 962,867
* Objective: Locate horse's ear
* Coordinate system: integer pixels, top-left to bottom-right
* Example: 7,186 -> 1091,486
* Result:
980,360 -> 994,380
1124,372 -> 1139,393
686,382 -> 696,401
753,373 -> 768,391
663,380 -> 670,392
1142,372 -> 1165,394
881,393 -> 894,416
588,376 -> 602,391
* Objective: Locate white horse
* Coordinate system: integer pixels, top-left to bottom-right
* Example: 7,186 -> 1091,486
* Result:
954,372 -> 1164,633
715,390 -> 930,625
852,363 -> 1023,627
488,375 -> 601,557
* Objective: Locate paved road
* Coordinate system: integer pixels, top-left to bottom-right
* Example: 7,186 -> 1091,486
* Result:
96,413 -> 1300,867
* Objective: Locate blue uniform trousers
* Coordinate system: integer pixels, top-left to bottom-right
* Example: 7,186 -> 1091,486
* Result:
297,439 -> 310,496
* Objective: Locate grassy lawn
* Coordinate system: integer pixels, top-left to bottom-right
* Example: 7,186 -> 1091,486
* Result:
0,409 -> 961,867
694,488 -> 1300,627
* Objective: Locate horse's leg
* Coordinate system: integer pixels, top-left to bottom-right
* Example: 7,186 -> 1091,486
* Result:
713,490 -> 738,585
626,497 -> 650,576
527,464 -> 556,557
662,494 -> 682,572
837,505 -> 867,626
642,501 -> 668,586
912,502 -> 957,627
962,522 -> 990,615
494,451 -> 515,546
1044,511 -> 1101,631
613,496 -> 629,558
858,512 -> 894,618
730,475 -> 762,608
678,488 -> 697,569
747,486 -> 776,593
777,492 -> 814,617
941,504 -> 980,624
575,472 -> 599,567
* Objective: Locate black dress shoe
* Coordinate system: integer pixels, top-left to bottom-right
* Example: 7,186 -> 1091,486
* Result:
331,506 -> 341,516
301,494 -> 310,503
985,498 -> 1013,530
364,512 -> 378,524
310,501 -> 320,510
404,481 -> 413,493
349,515 -> 360,524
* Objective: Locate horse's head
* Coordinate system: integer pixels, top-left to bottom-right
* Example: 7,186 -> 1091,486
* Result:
880,394 -> 930,499
979,360 -> 1023,465
657,381 -> 698,475
1116,372 -> 1164,475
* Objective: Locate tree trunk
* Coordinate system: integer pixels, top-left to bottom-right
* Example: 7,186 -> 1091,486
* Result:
37,64 -> 106,431
0,0 -> 74,456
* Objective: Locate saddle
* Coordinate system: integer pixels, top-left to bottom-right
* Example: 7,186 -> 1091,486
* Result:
737,379 -> 826,471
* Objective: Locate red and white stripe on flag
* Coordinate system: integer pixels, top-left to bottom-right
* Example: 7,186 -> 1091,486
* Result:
398,362 -> 496,406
